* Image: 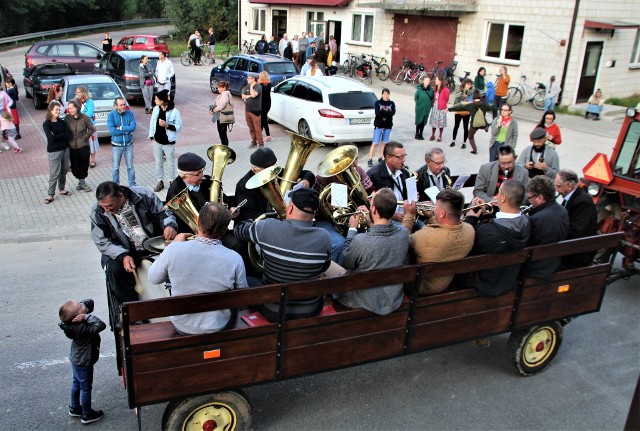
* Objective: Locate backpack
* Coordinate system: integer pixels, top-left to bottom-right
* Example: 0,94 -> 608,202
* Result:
472,108 -> 487,128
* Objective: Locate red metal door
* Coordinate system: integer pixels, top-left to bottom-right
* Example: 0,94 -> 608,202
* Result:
391,16 -> 458,72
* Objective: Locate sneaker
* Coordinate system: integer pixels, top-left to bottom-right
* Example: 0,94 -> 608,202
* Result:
450,141 -> 455,147
69,406 -> 82,417
378,157 -> 383,163
265,136 -> 272,142
13,147 -> 22,154
367,159 -> 373,167
154,180 -> 164,192
248,141 -> 257,149
76,183 -> 83,191
461,143 -> 467,149
2,144 -> 9,150
81,410 -> 104,424
81,183 -> 92,192
15,134 -> 21,140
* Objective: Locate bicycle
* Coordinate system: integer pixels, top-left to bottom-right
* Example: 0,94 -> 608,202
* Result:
180,49 -> 211,66
506,74 -> 546,110
238,39 -> 256,55
218,35 -> 239,59
391,58 -> 425,86
367,54 -> 390,81
353,54 -> 373,84
342,52 -> 357,77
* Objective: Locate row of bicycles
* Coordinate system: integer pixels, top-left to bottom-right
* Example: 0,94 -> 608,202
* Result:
341,53 -> 391,83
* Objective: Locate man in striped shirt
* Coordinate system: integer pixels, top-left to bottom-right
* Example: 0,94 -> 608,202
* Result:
234,188 -> 332,321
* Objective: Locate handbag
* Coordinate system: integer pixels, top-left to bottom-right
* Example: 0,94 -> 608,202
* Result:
145,78 -> 153,86
219,102 -> 235,124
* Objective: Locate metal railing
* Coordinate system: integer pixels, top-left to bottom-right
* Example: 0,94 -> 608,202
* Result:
0,18 -> 172,47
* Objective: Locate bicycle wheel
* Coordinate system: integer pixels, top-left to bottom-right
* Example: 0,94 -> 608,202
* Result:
201,51 -> 213,66
180,51 -> 192,66
412,72 -> 425,88
342,60 -> 350,75
391,68 -> 405,85
446,78 -> 456,93
377,64 -> 390,81
533,90 -> 546,110
366,69 -> 373,85
507,87 -> 522,106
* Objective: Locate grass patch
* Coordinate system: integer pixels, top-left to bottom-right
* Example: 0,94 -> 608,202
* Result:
166,39 -> 238,61
606,93 -> 640,108
554,105 -> 584,117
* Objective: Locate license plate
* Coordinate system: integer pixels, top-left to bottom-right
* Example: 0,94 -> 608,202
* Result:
95,111 -> 109,118
349,118 -> 371,125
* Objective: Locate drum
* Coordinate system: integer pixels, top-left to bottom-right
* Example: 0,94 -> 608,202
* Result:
136,237 -> 173,322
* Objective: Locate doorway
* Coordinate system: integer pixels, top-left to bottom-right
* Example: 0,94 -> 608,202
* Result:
577,41 -> 603,102
272,10 -> 287,39
328,21 -> 342,62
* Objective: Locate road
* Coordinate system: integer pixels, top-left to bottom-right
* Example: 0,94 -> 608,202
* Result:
0,26 -> 637,431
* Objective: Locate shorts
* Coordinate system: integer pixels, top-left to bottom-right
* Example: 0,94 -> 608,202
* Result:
372,128 -> 391,144
209,44 -> 215,53
2,128 -> 17,139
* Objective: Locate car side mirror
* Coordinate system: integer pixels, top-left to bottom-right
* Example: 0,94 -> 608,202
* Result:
224,67 -> 230,72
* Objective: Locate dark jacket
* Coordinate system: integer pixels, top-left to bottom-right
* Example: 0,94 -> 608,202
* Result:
59,299 -> 106,367
90,186 -> 177,266
366,162 -> 412,200
527,200 -> 569,279
465,214 -> 531,295
43,119 -> 69,153
374,98 -> 396,129
563,187 -> 598,267
65,112 -> 94,150
165,176 -> 213,234
416,165 -> 451,201
255,40 -> 268,55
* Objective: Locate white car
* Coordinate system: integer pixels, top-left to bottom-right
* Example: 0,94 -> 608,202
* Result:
268,76 -> 377,145
60,75 -> 129,138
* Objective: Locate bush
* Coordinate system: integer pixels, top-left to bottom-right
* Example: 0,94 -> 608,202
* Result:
605,94 -> 640,108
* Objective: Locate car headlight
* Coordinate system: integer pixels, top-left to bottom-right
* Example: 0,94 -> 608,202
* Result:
587,182 -> 602,196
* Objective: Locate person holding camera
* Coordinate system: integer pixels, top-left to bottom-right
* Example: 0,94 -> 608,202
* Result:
517,128 -> 559,179
493,66 -> 510,119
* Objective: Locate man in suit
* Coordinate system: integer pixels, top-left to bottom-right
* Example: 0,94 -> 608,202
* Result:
367,141 -> 413,222
555,169 -> 598,267
518,128 -> 560,179
473,145 -> 528,204
415,147 -> 452,202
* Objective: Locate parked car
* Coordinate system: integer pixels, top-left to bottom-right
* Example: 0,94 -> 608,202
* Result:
59,75 -> 129,138
268,76 -> 377,144
23,63 -> 76,109
209,53 -> 298,96
111,34 -> 170,56
0,64 -> 12,91
93,50 -> 176,103
24,40 -> 103,74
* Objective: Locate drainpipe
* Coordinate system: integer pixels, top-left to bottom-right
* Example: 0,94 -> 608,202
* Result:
237,0 -> 242,50
559,0 -> 580,105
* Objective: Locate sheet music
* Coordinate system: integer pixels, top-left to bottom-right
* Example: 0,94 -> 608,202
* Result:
405,176 -> 418,202
284,181 -> 306,206
425,186 -> 440,203
330,183 -> 349,208
452,174 -> 470,190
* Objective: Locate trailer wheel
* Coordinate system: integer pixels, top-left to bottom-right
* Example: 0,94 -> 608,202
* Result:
507,322 -> 563,376
162,390 -> 251,431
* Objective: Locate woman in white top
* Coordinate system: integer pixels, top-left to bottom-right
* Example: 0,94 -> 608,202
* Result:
306,60 -> 324,77
210,80 -> 232,146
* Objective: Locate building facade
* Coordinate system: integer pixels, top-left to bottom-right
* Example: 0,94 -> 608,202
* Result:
241,0 -> 640,105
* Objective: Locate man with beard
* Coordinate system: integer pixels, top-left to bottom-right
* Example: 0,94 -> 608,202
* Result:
518,128 -> 560,179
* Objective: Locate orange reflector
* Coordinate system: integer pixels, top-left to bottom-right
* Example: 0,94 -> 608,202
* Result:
583,153 -> 613,185
203,349 -> 221,360
557,285 -> 570,293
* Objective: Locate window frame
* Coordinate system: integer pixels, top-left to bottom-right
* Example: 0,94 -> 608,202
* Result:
480,21 -> 525,66
349,12 -> 374,46
250,8 -> 266,34
631,30 -> 640,69
306,11 -> 325,38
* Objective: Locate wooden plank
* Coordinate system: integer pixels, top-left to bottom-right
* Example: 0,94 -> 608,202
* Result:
415,288 -> 480,306
514,290 -> 604,328
528,232 -> 622,261
422,250 -> 529,277
409,308 -> 513,352
131,353 -> 277,405
520,270 -> 608,303
132,334 -> 277,373
284,312 -> 409,349
281,330 -> 406,378
414,292 -> 516,324
284,301 -> 409,330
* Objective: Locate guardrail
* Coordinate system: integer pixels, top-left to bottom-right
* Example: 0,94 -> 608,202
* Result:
0,18 -> 173,47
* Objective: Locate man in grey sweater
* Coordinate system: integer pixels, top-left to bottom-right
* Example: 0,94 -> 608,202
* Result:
336,188 -> 409,315
148,203 -> 247,334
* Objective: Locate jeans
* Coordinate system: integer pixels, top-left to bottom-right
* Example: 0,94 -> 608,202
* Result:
47,148 -> 70,196
70,363 -> 94,416
544,97 -> 556,113
111,144 -> 136,186
315,221 -> 346,264
153,142 -> 176,182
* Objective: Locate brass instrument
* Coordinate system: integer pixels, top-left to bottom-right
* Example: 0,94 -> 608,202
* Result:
278,131 -> 324,198
207,144 -> 236,204
396,200 -> 437,216
163,187 -> 200,233
520,204 -> 533,215
462,200 -> 498,215
403,164 -> 418,178
317,145 -> 371,233
245,165 -> 287,219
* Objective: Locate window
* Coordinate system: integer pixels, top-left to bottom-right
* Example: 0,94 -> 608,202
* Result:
631,30 -> 640,65
351,14 -> 374,44
484,22 -> 525,61
614,121 -> 640,179
248,61 -> 259,73
307,85 -> 323,103
235,58 -> 248,71
135,37 -> 147,44
328,92 -> 377,110
252,8 -> 266,32
77,44 -> 100,58
291,82 -> 309,100
276,79 -> 297,96
50,44 -> 75,56
306,12 -> 325,37
223,58 -> 238,70
265,62 -> 297,74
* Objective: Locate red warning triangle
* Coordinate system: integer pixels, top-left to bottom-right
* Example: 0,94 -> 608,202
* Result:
583,153 -> 613,185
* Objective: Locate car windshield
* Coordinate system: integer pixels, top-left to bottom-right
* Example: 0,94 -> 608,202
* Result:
328,92 -> 377,110
127,58 -> 159,73
66,82 -> 120,102
38,66 -> 73,76
264,62 -> 297,74
614,120 -> 640,180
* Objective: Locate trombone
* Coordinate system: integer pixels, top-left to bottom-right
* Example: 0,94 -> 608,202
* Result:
461,200 -> 498,215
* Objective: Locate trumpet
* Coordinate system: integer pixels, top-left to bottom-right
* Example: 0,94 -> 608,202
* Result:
462,200 -> 498,215
397,200 -> 436,217
334,209 -> 370,220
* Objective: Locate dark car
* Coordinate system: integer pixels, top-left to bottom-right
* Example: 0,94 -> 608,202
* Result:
209,53 -> 298,96
111,34 -> 170,56
24,41 -> 104,74
0,64 -> 12,91
93,50 -> 176,103
23,63 -> 76,109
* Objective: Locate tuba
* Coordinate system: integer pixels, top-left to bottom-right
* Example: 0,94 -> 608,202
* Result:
278,131 -> 324,198
163,187 -> 200,234
245,165 -> 287,219
207,144 -> 236,204
317,145 -> 371,234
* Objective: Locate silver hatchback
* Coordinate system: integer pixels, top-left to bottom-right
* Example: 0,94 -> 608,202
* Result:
60,75 -> 129,138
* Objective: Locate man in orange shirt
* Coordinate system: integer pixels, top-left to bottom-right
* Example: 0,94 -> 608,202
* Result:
493,66 -> 510,119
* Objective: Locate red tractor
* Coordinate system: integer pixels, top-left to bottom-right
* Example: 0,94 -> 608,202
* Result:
582,106 -> 640,280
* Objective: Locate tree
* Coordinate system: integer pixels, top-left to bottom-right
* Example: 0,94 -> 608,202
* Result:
162,0 -> 237,39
